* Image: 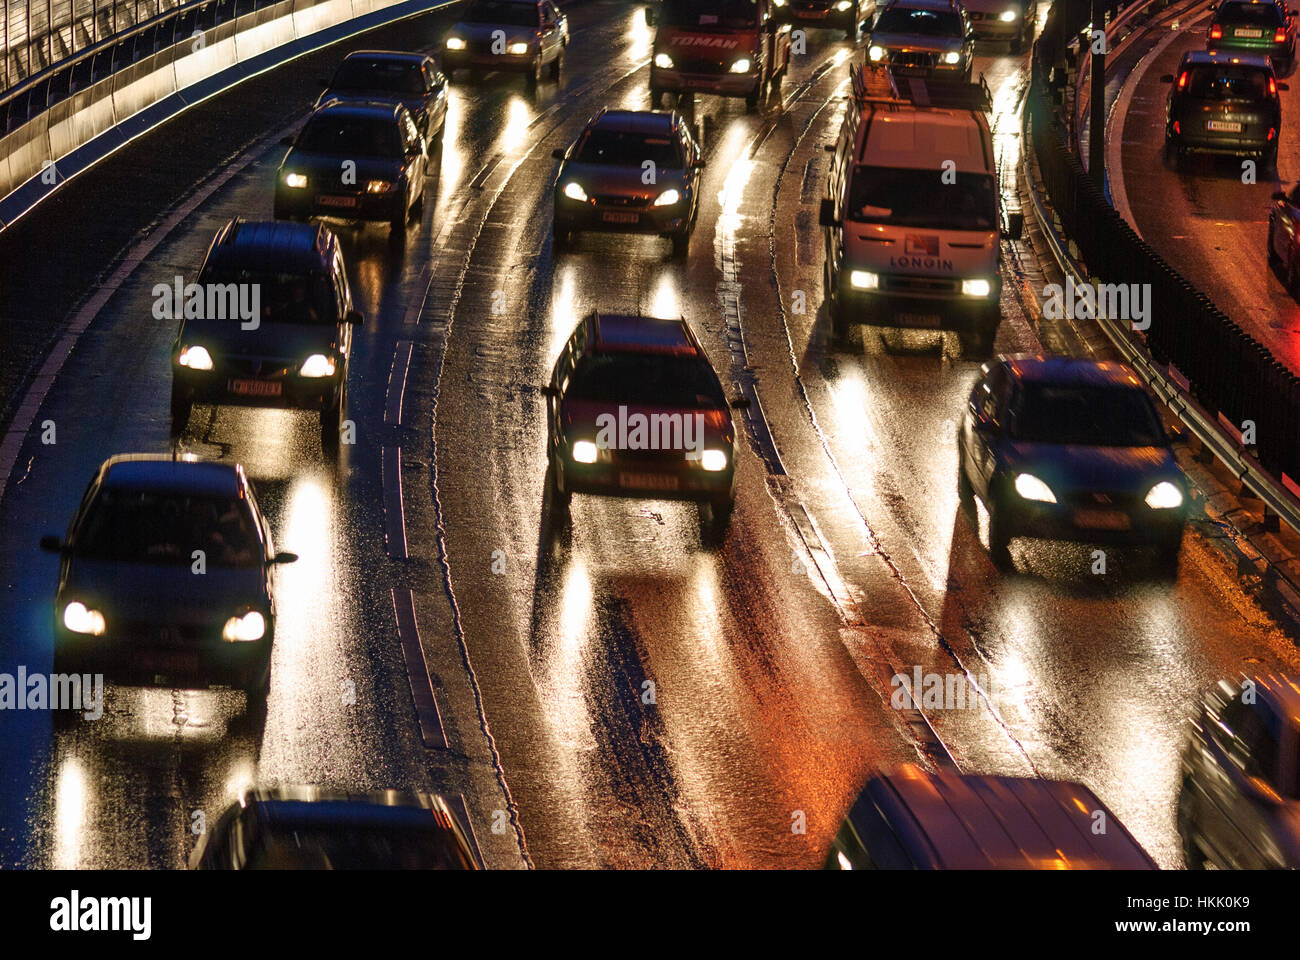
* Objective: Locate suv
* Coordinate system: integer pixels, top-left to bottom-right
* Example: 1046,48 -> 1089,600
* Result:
316,51 -> 448,150
274,100 -> 428,233
1162,50 -> 1283,168
551,108 -> 705,257
774,0 -> 875,41
867,0 -> 975,79
443,0 -> 569,87
169,220 -> 363,456
541,312 -> 746,539
1207,0 -> 1297,73
961,0 -> 1036,52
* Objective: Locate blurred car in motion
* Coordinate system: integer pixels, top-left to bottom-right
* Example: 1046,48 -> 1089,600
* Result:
40,455 -> 297,720
316,50 -> 448,150
866,0 -> 975,79
1207,0 -> 1297,73
1161,50 -> 1283,169
957,356 -> 1188,572
647,0 -> 793,111
821,64 -> 1018,352
541,312 -> 746,536
274,99 -> 428,232
190,787 -> 480,868
1266,181 -> 1300,291
962,0 -> 1035,51
551,108 -> 705,257
443,0 -> 568,87
773,0 -> 874,41
169,219 -> 362,455
825,765 -> 1157,868
1178,673 -> 1300,869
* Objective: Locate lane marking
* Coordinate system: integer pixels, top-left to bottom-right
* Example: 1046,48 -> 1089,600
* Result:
391,587 -> 448,749
382,445 -> 409,559
385,340 -> 414,426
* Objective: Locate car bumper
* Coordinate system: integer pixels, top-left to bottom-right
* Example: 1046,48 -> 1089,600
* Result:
1000,498 -> 1186,545
779,7 -> 857,28
561,455 -> 736,502
443,50 -> 536,72
1206,39 -> 1291,63
173,367 -> 342,411
275,186 -> 405,223
555,197 -> 689,235
53,625 -> 271,690
971,19 -> 1022,39
836,277 -> 1001,330
886,60 -> 969,77
650,66 -> 760,97
1168,130 -> 1274,156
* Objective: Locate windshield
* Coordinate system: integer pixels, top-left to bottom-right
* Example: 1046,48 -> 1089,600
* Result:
1216,2 -> 1284,26
329,59 -> 426,95
1185,64 -> 1272,99
849,166 -> 997,230
874,8 -> 964,36
465,0 -> 539,25
246,826 -> 474,869
76,490 -> 261,568
576,129 -> 684,167
1009,384 -> 1166,447
568,354 -> 726,408
297,115 -> 403,158
661,0 -> 760,29
197,270 -> 337,326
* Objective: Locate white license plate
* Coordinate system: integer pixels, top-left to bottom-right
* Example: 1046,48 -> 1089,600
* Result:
1072,508 -> 1131,531
1205,120 -> 1243,132
229,378 -> 282,397
619,472 -> 679,491
602,211 -> 640,224
1234,27 -> 1263,37
894,312 -> 943,327
318,195 -> 359,208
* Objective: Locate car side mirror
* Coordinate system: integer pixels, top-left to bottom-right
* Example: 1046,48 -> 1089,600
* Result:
346,309 -> 364,326
730,396 -> 751,410
540,384 -> 559,397
273,551 -> 299,564
819,197 -> 840,228
645,7 -> 656,27
279,136 -> 295,147
1279,82 -> 1290,91
1005,211 -> 1024,241
824,142 -> 836,152
40,535 -> 65,554
1159,73 -> 1174,83
693,160 -> 707,170
1273,190 -> 1288,200
552,148 -> 566,160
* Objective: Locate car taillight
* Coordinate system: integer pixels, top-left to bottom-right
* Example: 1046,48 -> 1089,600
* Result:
1177,71 -> 1188,89
1270,75 -> 1278,94
1210,24 -> 1222,38
1173,120 -> 1181,134
1269,126 -> 1277,140
1275,27 -> 1288,42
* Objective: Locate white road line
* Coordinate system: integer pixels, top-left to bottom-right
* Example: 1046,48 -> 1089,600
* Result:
381,445 -> 409,559
391,587 -> 448,749
385,340 -> 414,426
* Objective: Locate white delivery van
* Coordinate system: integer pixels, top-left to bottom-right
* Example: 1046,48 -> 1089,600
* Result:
820,63 -> 1022,353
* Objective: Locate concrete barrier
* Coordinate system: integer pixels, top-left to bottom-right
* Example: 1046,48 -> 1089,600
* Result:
0,0 -> 458,230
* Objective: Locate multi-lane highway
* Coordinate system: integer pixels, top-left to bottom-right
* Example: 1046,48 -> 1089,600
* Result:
1,0 -> 1299,873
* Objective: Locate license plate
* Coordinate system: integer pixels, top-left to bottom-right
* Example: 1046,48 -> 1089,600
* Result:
895,312 -> 943,327
1072,508 -> 1131,531
1234,27 -> 1263,37
229,378 -> 282,397
892,65 -> 931,76
619,472 -> 679,491
1205,120 -> 1243,132
140,650 -> 199,675
318,195 -> 359,208
800,9 -> 830,17
602,211 -> 640,225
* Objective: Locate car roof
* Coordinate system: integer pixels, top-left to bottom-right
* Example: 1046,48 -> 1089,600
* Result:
590,109 -> 678,135
1003,354 -> 1145,389
98,454 -> 244,498
1181,49 -> 1275,69
341,49 -> 430,64
311,98 -> 408,121
204,219 -> 335,274
862,766 -> 1157,869
1215,0 -> 1286,11
883,0 -> 962,13
590,313 -> 700,356
860,107 -> 990,172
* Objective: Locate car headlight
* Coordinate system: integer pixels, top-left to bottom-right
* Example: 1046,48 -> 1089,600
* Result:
63,602 -> 106,636
284,172 -> 308,189
563,181 -> 588,202
869,45 -> 887,61
654,188 -> 682,207
1014,473 -> 1057,503
835,0 -> 852,10
508,41 -> 530,55
701,449 -> 728,472
366,180 -> 395,194
299,354 -> 336,378
178,345 -> 214,370
1000,8 -> 1018,20
943,51 -> 962,65
730,58 -> 753,73
572,440 -> 599,464
962,278 -> 992,297
850,270 -> 879,290
1145,481 -> 1184,509
446,37 -> 466,50
774,0 -> 788,6
654,52 -> 675,69
222,611 -> 266,643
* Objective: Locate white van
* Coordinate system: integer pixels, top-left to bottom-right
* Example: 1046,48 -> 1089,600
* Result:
820,64 -> 1021,353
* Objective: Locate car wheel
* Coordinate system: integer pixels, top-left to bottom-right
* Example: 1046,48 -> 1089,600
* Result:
957,442 -> 974,505
170,391 -> 191,435
846,13 -> 859,42
650,86 -> 664,108
1154,530 -> 1183,577
825,263 -> 851,345
550,48 -> 564,80
526,58 -> 542,89
243,664 -> 270,725
960,308 -> 999,358
553,220 -> 571,250
986,492 -> 1014,570
408,188 -> 425,223
1287,247 -> 1300,296
745,85 -> 761,112
321,385 -> 345,458
671,229 -> 691,259
1177,778 -> 1206,869
1010,31 -> 1024,54
1265,142 -> 1280,172
548,453 -> 571,511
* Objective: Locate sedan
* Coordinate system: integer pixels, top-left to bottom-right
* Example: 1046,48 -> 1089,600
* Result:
40,455 -> 297,721
867,0 -> 976,80
1207,0 -> 1297,73
316,50 -> 448,150
958,355 -> 1188,572
443,0 -> 568,87
1162,50 -> 1283,168
1267,181 -> 1300,291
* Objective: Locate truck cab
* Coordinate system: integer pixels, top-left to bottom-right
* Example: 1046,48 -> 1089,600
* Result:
646,0 -> 793,112
820,63 -> 1022,353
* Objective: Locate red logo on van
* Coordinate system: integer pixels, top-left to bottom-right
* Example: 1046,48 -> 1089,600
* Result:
905,234 -> 940,256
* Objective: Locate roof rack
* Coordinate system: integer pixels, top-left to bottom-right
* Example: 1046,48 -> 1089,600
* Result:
849,63 -> 992,113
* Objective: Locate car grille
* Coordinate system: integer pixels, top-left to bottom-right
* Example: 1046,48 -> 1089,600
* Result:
673,55 -> 731,74
890,51 -> 938,69
115,620 -> 213,645
612,448 -> 685,464
795,1 -> 836,10
884,274 -> 961,295
592,194 -> 653,208
219,357 -> 293,377
1063,490 -> 1140,510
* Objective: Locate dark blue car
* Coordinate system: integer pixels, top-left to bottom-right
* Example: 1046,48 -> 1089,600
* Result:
957,355 -> 1188,572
